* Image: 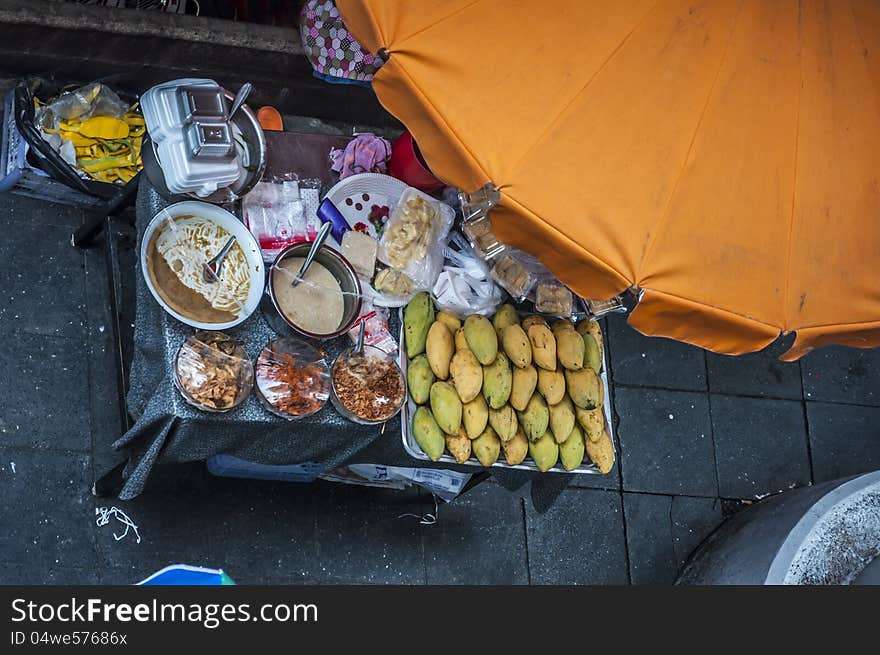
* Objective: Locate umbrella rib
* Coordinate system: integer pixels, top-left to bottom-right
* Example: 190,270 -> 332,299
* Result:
390,0 -> 483,53
501,189 -> 632,289
781,0 -> 804,333
389,56 -> 493,185
503,0 -> 661,182
635,0 -> 745,282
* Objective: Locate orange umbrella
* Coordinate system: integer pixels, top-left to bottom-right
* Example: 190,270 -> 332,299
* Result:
338,0 -> 880,360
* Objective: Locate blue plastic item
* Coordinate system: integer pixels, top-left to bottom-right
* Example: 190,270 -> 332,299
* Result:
206,455 -> 325,483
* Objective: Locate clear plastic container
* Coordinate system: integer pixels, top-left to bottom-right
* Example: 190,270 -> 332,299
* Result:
173,331 -> 254,412
330,345 -> 406,424
254,337 -> 331,419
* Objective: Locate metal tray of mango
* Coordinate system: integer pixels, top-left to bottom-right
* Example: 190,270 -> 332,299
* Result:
44,109 -> 145,184
399,293 -> 615,474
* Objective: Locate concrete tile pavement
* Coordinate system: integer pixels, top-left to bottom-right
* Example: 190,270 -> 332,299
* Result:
1,193 -> 879,586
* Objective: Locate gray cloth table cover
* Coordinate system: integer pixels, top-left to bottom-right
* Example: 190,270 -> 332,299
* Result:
113,180 -> 572,510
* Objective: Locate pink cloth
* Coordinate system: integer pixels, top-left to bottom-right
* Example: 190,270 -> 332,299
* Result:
330,133 -> 392,179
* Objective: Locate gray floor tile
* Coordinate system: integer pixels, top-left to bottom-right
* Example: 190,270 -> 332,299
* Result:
0,449 -> 96,572
670,495 -> 723,567
95,464 -> 320,584
2,566 -> 99,585
706,336 -> 802,399
711,395 -> 810,499
0,218 -> 88,339
801,346 -> 880,406
615,388 -> 717,496
807,402 -> 880,484
310,483 -> 427,584
623,493 -> 723,584
0,332 -> 91,452
606,313 -> 706,391
525,489 -> 628,584
423,482 -> 527,584
622,493 -> 675,584
0,193 -> 88,228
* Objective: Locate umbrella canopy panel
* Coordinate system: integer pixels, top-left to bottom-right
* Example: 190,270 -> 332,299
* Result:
338,0 -> 880,359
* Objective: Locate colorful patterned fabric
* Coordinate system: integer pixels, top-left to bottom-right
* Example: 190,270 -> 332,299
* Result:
300,1 -> 384,84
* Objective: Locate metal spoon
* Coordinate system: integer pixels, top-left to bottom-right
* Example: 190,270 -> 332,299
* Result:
291,221 -> 332,288
229,82 -> 253,119
355,319 -> 366,355
203,236 -> 237,283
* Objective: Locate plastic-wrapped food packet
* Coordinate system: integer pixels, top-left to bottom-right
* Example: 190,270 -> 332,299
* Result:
534,282 -> 574,317
244,175 -> 323,262
254,338 -> 330,419
174,331 -> 254,412
377,187 -> 454,290
347,297 -> 397,354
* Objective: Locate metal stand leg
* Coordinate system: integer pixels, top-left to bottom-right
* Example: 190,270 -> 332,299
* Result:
73,172 -> 141,248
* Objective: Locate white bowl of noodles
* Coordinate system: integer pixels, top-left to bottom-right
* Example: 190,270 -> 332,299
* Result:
142,201 -> 264,329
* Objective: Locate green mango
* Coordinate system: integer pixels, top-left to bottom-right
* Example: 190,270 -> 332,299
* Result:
492,303 -> 520,340
472,426 -> 501,467
429,381 -> 462,435
412,406 -> 445,461
556,328 -> 585,371
482,351 -> 512,409
404,292 -> 434,358
565,368 -> 601,409
510,364 -> 538,411
548,394 -> 576,444
501,324 -> 532,369
558,423 -> 585,471
488,404 -> 518,442
583,333 -> 602,373
462,394 -> 489,439
464,314 -> 498,365
528,430 -> 559,473
517,393 -> 549,442
407,354 -> 434,405
537,367 -> 565,405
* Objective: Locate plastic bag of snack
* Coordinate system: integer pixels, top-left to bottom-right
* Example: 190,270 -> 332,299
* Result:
377,187 -> 454,291
347,297 -> 397,354
254,338 -> 330,420
173,331 -> 254,412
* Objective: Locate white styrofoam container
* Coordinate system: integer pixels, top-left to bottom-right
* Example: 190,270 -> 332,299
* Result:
141,78 -> 241,197
399,312 -> 616,474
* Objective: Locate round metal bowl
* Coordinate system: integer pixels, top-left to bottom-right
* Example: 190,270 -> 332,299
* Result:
267,242 -> 363,340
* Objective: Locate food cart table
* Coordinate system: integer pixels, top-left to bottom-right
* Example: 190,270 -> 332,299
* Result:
110,135 -> 573,510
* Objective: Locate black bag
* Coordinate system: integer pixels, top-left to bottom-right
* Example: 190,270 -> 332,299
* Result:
13,78 -> 140,201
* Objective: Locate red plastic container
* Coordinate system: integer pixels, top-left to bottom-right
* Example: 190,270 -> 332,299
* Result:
388,131 -> 445,192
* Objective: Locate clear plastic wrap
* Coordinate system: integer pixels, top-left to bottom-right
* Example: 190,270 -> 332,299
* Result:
244,175 -> 323,262
347,297 -> 397,354
330,345 -> 406,424
431,231 -> 502,317
254,338 -> 330,419
37,82 -> 128,129
377,187 -> 454,291
173,331 -> 254,412
534,281 -> 574,317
